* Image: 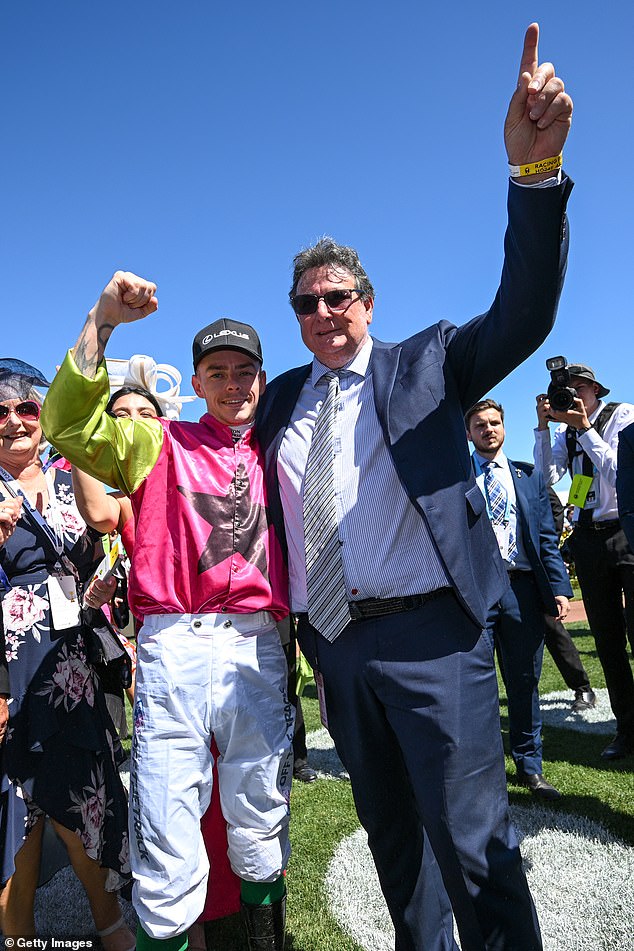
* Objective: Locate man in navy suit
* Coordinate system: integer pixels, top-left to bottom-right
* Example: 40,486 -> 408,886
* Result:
257,24 -> 573,951
466,399 -> 572,801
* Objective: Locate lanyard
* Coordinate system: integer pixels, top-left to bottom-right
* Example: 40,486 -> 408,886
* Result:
0,465 -> 77,591
0,479 -> 13,591
0,464 -> 64,556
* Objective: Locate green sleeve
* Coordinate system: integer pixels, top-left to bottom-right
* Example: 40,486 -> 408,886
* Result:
41,350 -> 164,495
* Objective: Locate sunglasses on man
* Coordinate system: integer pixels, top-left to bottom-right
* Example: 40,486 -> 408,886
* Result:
0,400 -> 41,423
290,288 -> 364,317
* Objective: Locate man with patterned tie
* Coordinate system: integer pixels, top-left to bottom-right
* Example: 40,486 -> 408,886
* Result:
257,25 -> 573,948
466,399 -> 572,801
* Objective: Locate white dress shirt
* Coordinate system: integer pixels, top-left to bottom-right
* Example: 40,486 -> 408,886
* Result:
534,401 -> 634,522
473,451 -> 531,571
277,336 -> 451,613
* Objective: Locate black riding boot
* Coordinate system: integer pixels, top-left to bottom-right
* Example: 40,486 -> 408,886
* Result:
240,892 -> 286,950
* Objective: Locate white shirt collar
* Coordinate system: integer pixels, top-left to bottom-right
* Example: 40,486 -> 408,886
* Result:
310,335 -> 373,386
588,400 -> 605,424
474,450 -> 508,469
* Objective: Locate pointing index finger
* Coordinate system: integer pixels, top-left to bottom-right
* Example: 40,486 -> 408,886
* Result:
518,22 -> 539,83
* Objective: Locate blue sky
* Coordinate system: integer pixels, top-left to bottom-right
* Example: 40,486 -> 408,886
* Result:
2,3 -> 631,472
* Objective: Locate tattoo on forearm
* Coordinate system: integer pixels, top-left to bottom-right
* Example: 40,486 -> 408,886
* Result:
97,322 -> 115,350
73,317 -> 96,376
73,314 -> 114,377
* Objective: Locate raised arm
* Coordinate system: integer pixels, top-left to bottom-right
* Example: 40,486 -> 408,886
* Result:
71,465 -> 122,534
447,24 -> 574,408
41,272 -> 164,494
533,397 -> 569,487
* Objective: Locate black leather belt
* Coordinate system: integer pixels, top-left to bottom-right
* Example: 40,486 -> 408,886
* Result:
574,518 -> 621,532
347,587 -> 452,621
507,569 -> 534,581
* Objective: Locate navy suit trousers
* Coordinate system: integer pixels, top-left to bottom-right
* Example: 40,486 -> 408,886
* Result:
298,590 -> 541,951
486,572 -> 547,775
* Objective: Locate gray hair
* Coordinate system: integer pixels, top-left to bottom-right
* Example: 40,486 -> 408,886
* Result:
289,237 -> 375,301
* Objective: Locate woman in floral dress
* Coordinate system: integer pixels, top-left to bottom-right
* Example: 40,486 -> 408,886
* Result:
0,360 -> 133,949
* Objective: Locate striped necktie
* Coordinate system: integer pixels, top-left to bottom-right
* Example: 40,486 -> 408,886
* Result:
483,461 -> 518,562
303,371 -> 350,641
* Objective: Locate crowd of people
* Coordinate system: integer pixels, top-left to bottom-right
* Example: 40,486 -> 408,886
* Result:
1,20 -> 632,951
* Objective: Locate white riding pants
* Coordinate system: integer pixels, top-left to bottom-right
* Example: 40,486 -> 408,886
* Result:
129,611 -> 294,939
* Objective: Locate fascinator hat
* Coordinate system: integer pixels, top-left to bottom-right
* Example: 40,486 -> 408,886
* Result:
106,355 -> 196,421
0,358 -> 51,401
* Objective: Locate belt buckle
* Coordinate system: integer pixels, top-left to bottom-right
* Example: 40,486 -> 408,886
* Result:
348,601 -> 364,621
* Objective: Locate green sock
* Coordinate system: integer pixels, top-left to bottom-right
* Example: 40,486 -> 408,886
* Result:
136,924 -> 188,951
240,874 -> 286,906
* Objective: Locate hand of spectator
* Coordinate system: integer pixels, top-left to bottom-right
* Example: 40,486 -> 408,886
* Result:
0,696 -> 8,743
504,23 -> 573,173
553,595 -> 570,621
535,393 -> 553,430
0,496 -> 23,547
91,271 -> 158,331
544,397 -> 591,431
83,575 -> 117,610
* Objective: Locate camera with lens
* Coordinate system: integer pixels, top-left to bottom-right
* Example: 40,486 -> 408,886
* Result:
546,356 -> 578,412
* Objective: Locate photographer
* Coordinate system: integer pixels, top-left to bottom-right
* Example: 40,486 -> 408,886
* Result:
534,362 -> 634,761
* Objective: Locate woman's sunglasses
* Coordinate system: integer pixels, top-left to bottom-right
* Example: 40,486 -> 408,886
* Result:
0,400 -> 41,423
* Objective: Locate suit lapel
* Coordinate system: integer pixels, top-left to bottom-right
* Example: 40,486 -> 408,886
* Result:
369,340 -> 401,442
509,462 -> 532,548
258,364 -> 311,454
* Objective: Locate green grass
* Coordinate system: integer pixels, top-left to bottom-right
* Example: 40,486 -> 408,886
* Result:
129,622 -> 634,949
502,622 -> 634,845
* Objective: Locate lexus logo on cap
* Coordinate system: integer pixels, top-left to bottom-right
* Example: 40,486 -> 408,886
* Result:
201,329 -> 250,345
193,317 -> 262,368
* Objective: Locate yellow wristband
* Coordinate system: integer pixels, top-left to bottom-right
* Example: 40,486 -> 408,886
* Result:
508,154 -> 563,178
